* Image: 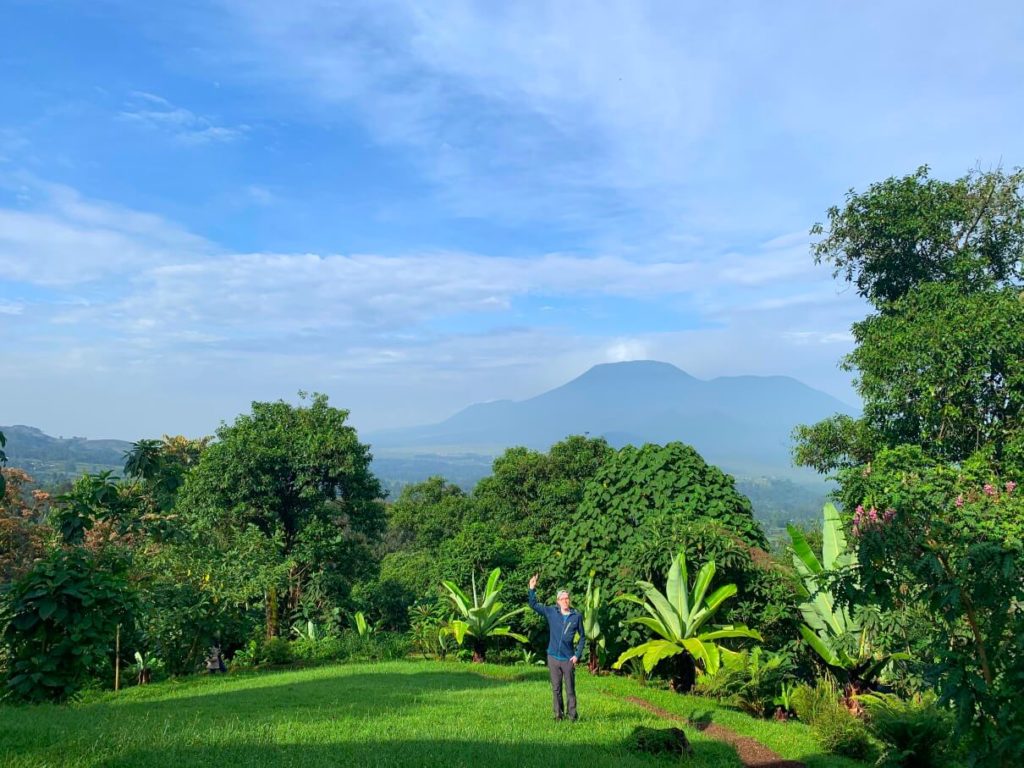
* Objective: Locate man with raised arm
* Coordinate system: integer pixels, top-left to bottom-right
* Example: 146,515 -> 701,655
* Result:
528,573 -> 585,721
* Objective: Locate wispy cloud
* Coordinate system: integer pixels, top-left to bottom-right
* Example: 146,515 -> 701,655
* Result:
0,175 -> 213,285
119,91 -> 246,145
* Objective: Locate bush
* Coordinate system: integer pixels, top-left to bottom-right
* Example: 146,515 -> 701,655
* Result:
791,677 -> 841,726
693,647 -> 795,717
861,692 -> 957,767
814,706 -> 874,760
1,547 -> 135,702
259,637 -> 293,665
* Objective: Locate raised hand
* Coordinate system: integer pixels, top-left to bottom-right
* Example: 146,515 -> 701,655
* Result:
529,573 -> 538,590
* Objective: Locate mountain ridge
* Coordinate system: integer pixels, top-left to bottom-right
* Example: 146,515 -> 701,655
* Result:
369,360 -> 855,478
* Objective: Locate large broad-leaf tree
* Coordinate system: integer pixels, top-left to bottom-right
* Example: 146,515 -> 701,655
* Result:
554,442 -> 771,652
612,551 -> 761,692
176,393 -> 386,637
795,165 -> 1024,765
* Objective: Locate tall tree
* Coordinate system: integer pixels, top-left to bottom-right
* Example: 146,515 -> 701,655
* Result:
813,165 -> 1024,307
176,393 -> 385,636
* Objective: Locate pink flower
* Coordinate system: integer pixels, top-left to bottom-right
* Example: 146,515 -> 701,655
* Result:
955,495 -> 965,508
868,507 -> 879,522
1006,481 -> 1017,494
983,483 -> 996,497
883,508 -> 895,522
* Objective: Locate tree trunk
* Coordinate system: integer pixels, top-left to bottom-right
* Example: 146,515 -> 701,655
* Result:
588,644 -> 600,674
266,586 -> 279,639
471,638 -> 486,663
670,653 -> 696,693
138,668 -> 151,685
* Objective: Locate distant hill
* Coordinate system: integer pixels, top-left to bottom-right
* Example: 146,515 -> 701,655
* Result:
369,360 -> 855,479
0,425 -> 131,486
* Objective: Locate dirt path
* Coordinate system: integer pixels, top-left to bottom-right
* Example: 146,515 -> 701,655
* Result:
622,695 -> 805,768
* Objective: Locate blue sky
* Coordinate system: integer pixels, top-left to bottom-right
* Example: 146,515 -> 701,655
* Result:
1,0 -> 1022,439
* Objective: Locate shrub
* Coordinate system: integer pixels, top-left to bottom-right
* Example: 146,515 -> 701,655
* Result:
814,706 -> 874,760
259,637 -> 293,665
1,547 -> 134,702
791,677 -> 841,726
861,692 -> 957,767
693,646 -> 795,717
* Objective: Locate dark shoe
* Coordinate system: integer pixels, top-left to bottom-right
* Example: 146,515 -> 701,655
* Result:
568,715 -> 578,722
553,715 -> 563,722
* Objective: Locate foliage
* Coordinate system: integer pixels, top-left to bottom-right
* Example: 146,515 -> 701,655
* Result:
836,445 -> 1024,764
472,435 -> 614,540
694,646 -> 796,718
788,504 -> 906,693
175,393 -> 386,637
845,283 -> 1024,463
49,471 -> 145,545
859,692 -> 957,768
260,637 -> 294,665
813,705 -> 874,760
556,442 -> 767,654
790,677 -> 842,727
612,551 -> 761,691
131,651 -> 163,685
1,547 -> 135,702
812,165 -> 1024,306
350,611 -> 374,638
123,435 -> 209,513
408,602 -> 450,660
0,467 -> 50,582
440,568 -> 527,663
581,570 -> 605,673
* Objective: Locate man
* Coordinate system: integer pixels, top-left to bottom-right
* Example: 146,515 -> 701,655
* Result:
528,573 -> 585,721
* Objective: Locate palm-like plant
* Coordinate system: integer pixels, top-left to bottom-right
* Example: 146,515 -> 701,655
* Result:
788,504 -> 907,695
582,570 -> 606,674
441,568 -> 527,663
612,551 -> 761,691
351,611 -> 374,638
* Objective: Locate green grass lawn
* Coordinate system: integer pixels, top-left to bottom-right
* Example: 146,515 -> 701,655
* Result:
0,660 -> 867,768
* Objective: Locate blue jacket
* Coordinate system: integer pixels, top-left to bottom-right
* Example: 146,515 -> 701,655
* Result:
528,589 -> 585,661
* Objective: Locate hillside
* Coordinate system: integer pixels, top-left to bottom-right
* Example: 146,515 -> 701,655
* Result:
0,424 -> 131,486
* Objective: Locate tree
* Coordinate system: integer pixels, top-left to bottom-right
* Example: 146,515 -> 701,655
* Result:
0,430 -> 7,496
175,393 -> 385,637
554,442 -> 767,648
612,551 -> 761,691
812,165 -> 1024,307
844,284 -> 1024,463
472,435 -> 613,539
799,165 -> 1024,765
124,435 -> 209,512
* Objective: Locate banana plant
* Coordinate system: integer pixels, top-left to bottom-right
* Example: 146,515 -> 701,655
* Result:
788,504 -> 908,694
612,551 -> 761,691
351,611 -> 374,638
441,568 -> 527,663
582,570 -> 606,674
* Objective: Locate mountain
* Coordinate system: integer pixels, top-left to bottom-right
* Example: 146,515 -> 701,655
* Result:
369,360 -> 855,478
0,425 -> 132,486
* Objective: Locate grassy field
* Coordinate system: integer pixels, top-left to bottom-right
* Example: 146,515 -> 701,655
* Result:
0,661 -> 867,768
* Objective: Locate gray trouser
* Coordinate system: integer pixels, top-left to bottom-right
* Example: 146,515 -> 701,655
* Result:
547,655 -> 577,719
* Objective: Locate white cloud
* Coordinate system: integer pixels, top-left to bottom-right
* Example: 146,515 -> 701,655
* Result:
0,176 -> 212,285
119,91 -> 246,145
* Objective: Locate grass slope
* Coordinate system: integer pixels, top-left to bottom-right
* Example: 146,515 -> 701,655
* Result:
0,661 -> 866,768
